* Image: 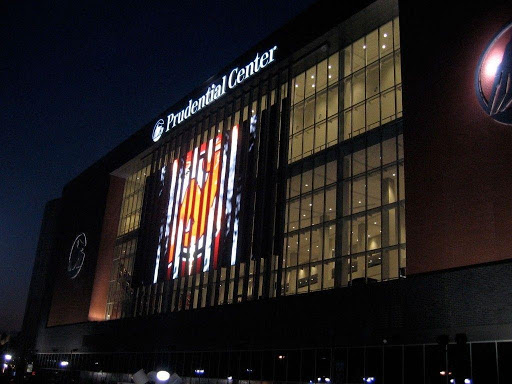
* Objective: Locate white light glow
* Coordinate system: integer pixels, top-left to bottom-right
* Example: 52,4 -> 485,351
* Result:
4,355 -> 12,362
59,361 -> 69,367
228,124 -> 240,266
485,55 -> 502,77
156,370 -> 171,381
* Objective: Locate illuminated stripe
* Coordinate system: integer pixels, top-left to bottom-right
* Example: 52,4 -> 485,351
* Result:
186,146 -> 200,276
169,162 -> 185,278
154,161 -> 179,283
173,154 -> 192,279
226,125 -> 239,265
215,133 -> 230,268
203,137 -> 215,272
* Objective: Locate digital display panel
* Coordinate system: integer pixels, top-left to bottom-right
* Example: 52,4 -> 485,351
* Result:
154,120 -> 252,283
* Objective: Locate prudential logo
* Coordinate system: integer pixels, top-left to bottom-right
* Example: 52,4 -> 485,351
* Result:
475,22 -> 512,125
152,119 -> 165,142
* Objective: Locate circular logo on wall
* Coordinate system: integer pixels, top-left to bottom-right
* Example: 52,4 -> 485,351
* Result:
152,118 -> 165,142
475,22 -> 512,125
68,233 -> 87,279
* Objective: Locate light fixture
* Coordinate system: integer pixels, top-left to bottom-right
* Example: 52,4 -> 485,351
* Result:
383,33 -> 388,37
194,369 -> 204,375
4,355 -> 12,362
328,75 -> 332,79
59,361 -> 69,367
157,370 -> 172,381
312,84 -> 315,88
328,65 -> 332,69
464,379 -> 472,384
295,84 -> 299,88
311,75 -> 315,79
227,376 -> 233,380
363,45 -> 367,49
382,44 -> 386,49
440,371 -> 446,376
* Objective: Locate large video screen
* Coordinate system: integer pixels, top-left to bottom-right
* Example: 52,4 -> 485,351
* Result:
154,119 -> 256,282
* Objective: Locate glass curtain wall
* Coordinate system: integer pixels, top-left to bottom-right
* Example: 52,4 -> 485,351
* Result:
282,18 -> 404,294
288,18 -> 402,163
105,161 -> 151,320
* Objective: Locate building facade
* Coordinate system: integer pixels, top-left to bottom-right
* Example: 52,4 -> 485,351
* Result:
19,0 -> 512,383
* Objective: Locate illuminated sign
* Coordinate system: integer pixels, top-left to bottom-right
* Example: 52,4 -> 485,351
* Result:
68,233 -> 86,279
151,46 -> 277,142
475,22 -> 512,125
153,118 -> 258,282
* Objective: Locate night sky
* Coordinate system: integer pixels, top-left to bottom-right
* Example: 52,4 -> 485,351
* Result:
0,0 -> 318,332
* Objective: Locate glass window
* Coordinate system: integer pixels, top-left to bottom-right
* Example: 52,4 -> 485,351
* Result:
326,160 -> 337,185
325,186 -> 336,220
328,85 -> 338,117
351,213 -> 366,254
304,97 -> 315,128
367,169 -> 381,209
312,190 -> 325,225
314,160 -> 326,189
317,59 -> 328,91
327,117 -> 338,147
303,169 -> 313,193
298,230 -> 310,265
301,194 -> 312,228
323,260 -> 335,289
286,234 -> 298,267
353,149 -> 365,175
324,224 -> 336,260
328,52 -> 339,84
293,103 -> 304,133
367,210 -> 381,250
316,90 -> 327,122
311,227 -> 323,262
293,72 -> 305,104
306,67 -> 316,98
366,62 -> 379,97
366,30 -> 379,64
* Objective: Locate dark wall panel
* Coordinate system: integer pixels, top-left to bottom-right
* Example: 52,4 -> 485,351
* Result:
400,0 -> 512,274
47,170 -> 110,326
